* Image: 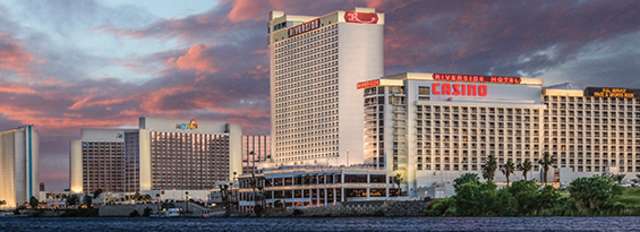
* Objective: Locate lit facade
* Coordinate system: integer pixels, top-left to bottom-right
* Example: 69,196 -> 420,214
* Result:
237,166 -> 398,213
544,88 -> 640,176
360,73 -> 547,196
69,129 -> 130,193
69,117 -> 242,193
0,125 -> 38,208
360,73 -> 640,197
242,135 -> 271,174
269,8 -> 384,166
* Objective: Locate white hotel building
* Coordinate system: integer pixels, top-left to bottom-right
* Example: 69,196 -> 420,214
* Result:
269,7 -> 384,166
0,125 -> 38,209
359,73 -> 640,197
70,117 -> 242,193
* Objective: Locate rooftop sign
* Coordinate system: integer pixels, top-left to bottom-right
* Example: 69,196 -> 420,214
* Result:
585,87 -> 639,99
433,73 -> 521,85
344,11 -> 379,24
356,79 -> 381,89
288,18 -> 321,37
176,119 -> 198,130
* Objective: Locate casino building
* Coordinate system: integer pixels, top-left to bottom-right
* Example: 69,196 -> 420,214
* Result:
0,125 -> 38,209
358,72 -> 640,197
69,117 -> 242,193
269,7 -> 384,167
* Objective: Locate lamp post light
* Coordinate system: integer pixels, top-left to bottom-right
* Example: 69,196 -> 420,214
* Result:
185,191 -> 189,215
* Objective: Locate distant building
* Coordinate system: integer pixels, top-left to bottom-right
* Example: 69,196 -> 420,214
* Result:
242,135 -> 271,174
0,125 -> 38,208
69,117 -> 242,193
269,8 -> 384,167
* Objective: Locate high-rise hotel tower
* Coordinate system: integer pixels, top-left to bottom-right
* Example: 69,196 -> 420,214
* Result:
269,8 -> 384,166
0,125 -> 38,208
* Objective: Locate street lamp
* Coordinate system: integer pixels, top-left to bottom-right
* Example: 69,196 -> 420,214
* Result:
185,191 -> 189,215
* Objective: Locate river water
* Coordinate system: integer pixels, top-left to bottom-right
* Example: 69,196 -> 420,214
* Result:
1,216 -> 639,231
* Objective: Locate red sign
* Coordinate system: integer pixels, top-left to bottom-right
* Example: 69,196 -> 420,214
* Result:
357,79 -> 381,89
432,73 -> 521,85
344,11 -> 379,24
288,18 -> 321,37
432,83 -> 488,97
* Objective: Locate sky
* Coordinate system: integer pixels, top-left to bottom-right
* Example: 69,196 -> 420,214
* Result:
0,0 -> 639,191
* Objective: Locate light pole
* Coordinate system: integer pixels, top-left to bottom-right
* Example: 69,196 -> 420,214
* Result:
185,191 -> 189,216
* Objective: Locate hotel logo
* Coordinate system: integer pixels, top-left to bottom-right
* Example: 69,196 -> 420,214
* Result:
176,119 -> 198,130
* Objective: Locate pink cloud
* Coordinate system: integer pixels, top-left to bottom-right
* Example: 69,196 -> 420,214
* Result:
0,33 -> 36,77
228,0 -> 270,23
167,44 -> 217,74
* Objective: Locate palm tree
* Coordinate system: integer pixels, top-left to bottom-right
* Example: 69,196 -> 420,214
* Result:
393,172 -> 404,196
517,159 -> 533,181
501,159 -> 516,186
482,154 -> 498,182
538,152 -> 555,185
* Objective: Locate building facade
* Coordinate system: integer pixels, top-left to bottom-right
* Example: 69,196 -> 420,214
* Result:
0,125 -> 38,208
242,135 -> 271,174
69,129 -> 129,193
237,166 -> 398,213
544,87 -> 640,181
269,8 -> 384,166
70,117 -> 242,193
360,73 -> 549,197
360,73 -> 640,197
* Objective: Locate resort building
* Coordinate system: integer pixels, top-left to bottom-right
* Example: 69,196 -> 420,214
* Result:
543,87 -> 640,180
236,165 -> 399,213
359,73 -> 640,198
69,129 -> 131,193
242,135 -> 271,174
359,72 -> 546,197
269,7 -> 384,167
0,125 -> 38,208
69,117 -> 242,193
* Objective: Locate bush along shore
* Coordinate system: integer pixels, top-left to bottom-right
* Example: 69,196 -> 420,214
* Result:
425,173 -> 640,217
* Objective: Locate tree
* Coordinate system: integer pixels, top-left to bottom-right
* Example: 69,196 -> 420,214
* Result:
66,195 -> 79,206
482,154 -> 497,182
93,189 -> 103,199
393,172 -> 404,196
517,159 -> 533,181
0,199 -> 6,207
538,152 -> 554,185
609,174 -> 625,185
454,173 -> 480,192
508,180 -> 541,215
29,196 -> 39,209
568,175 -> 622,215
83,195 -> 93,208
501,159 -> 516,186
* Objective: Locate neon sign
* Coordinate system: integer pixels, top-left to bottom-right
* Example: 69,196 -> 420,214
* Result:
433,73 -> 521,85
288,18 -> 321,37
344,11 -> 379,24
176,119 -> 198,130
585,87 -> 638,99
356,79 -> 381,89
432,83 -> 488,97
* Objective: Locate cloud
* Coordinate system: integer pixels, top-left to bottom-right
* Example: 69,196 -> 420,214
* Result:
228,0 -> 271,23
1,0 -> 639,191
167,44 -> 217,74
0,33 -> 36,77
